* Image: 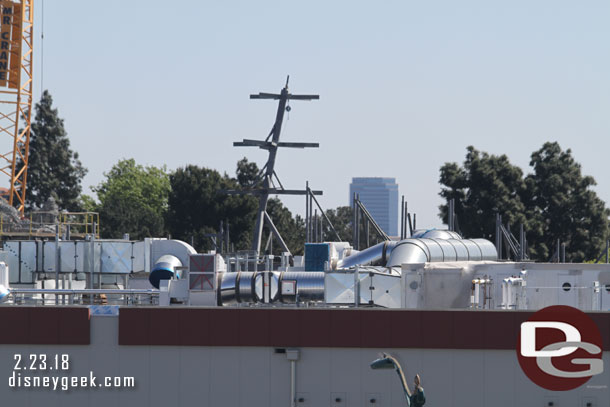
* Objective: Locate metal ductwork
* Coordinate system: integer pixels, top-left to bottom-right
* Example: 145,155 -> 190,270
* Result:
217,271 -> 325,305
0,263 -> 9,303
336,241 -> 396,269
335,231 -> 495,269
279,272 -> 325,303
219,271 -> 240,305
386,238 -> 497,267
0,285 -> 8,303
215,235 -> 497,306
411,229 -> 462,240
149,255 -> 183,289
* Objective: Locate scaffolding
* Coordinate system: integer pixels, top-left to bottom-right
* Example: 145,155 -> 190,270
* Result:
0,0 -> 33,215
0,211 -> 100,239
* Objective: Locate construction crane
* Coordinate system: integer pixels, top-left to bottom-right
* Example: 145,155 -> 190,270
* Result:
0,0 -> 33,215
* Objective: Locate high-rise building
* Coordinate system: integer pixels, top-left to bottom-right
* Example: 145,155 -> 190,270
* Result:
349,177 -> 398,236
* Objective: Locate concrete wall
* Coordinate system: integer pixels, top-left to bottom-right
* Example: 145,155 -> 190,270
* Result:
1,315 -> 609,407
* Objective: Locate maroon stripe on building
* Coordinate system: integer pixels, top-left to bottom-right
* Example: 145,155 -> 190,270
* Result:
119,308 -> 610,350
0,307 -> 90,345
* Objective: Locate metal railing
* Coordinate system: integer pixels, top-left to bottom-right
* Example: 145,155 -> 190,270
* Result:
7,288 -> 158,306
0,211 -> 100,239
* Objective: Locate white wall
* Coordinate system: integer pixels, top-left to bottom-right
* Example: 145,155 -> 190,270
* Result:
0,315 -> 608,407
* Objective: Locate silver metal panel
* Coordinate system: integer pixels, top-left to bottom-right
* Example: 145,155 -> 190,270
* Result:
4,241 -> 37,283
369,272 -> 401,308
359,273 -> 374,304
324,272 -> 356,304
101,241 -> 132,274
132,241 -> 145,273
74,243 -> 85,272
3,242 -> 20,283
93,241 -> 102,274
81,241 -> 103,275
22,241 -> 38,275
59,241 -> 77,273
42,241 -> 57,272
419,268 -> 475,309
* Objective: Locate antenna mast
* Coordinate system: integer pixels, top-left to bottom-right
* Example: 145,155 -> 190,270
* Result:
228,77 -> 321,257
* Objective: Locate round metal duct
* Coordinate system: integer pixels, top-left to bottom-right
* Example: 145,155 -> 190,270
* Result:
432,239 -> 459,261
0,285 -> 9,303
279,272 -> 325,303
468,239 -> 498,261
411,229 -> 462,240
336,241 -> 395,269
238,272 -> 257,303
386,238 -> 497,267
149,255 -> 183,289
219,272 -> 239,305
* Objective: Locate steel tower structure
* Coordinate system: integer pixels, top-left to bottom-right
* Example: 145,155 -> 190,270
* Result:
0,0 -> 33,215
229,77 -> 321,257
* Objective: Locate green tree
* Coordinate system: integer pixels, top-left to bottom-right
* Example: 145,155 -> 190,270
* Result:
438,146 -> 527,241
79,194 -> 98,213
20,90 -> 87,210
323,206 -> 353,242
439,143 -> 610,262
166,164 -> 258,252
167,158 -> 311,254
93,159 -> 170,240
523,142 -> 609,262
236,157 -> 259,188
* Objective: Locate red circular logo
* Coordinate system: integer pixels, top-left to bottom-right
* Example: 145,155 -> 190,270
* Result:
516,306 -> 603,391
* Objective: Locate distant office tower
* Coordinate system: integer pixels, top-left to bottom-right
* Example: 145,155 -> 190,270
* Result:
349,177 -> 398,236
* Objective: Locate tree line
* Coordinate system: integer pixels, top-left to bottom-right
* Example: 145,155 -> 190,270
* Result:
22,91 -> 610,261
439,144 -> 609,262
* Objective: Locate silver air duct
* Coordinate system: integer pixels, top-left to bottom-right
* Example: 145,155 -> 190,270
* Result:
410,229 -> 462,240
386,238 -> 497,267
238,272 -> 257,303
336,229 -> 466,270
0,285 -> 9,303
0,263 -> 9,303
336,241 -> 396,269
218,271 -> 325,306
279,272 -> 325,303
149,255 -> 183,289
219,271 -> 240,305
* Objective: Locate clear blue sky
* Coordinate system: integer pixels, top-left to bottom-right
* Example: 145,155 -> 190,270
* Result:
35,1 -> 610,229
